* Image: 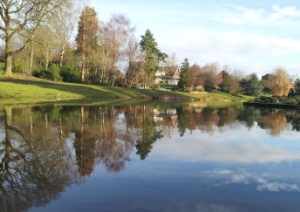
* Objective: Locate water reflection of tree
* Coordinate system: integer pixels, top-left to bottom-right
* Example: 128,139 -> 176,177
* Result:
237,107 -> 261,128
70,106 -> 135,174
286,111 -> 300,131
1,104 -> 300,211
93,106 -> 134,172
0,106 -> 74,212
176,105 -> 242,136
125,105 -> 163,160
258,110 -> 287,136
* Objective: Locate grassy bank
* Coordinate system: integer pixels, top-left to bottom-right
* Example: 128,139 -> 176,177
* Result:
0,74 -> 250,105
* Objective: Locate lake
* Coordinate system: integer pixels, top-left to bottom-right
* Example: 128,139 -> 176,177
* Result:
1,103 -> 300,212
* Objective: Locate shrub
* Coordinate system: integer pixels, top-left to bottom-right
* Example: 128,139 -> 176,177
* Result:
185,86 -> 192,92
195,85 -> 204,92
48,64 -> 62,81
60,66 -> 81,83
32,64 -> 62,81
32,69 -> 54,80
151,84 -> 160,90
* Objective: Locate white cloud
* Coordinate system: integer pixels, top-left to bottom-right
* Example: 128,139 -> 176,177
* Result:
203,168 -> 300,192
257,182 -> 300,192
271,4 -> 300,20
157,26 -> 300,75
217,4 -> 300,26
91,1 -> 300,76
152,125 -> 300,164
216,5 -> 265,25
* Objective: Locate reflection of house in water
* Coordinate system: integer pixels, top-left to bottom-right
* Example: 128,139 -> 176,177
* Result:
153,108 -> 178,125
155,66 -> 180,85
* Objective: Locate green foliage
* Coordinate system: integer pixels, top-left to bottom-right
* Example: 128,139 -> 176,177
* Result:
294,79 -> 300,95
48,64 -> 62,81
60,66 -> 81,83
139,29 -> 167,87
253,96 -> 279,104
0,62 -> 4,75
151,84 -> 160,90
240,73 -> 263,96
135,113 -> 163,160
12,58 -> 26,73
178,58 -> 191,90
32,70 -> 54,80
32,64 -> 61,81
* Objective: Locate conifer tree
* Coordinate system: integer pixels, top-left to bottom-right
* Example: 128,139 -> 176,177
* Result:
139,29 -> 167,88
178,58 -> 191,90
76,6 -> 99,82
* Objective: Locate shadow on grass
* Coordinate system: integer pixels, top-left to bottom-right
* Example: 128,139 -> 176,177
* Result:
0,78 -> 140,98
0,78 -> 191,100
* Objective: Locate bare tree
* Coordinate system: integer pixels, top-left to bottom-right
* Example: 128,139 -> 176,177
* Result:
201,62 -> 221,91
0,0 -> 64,76
98,14 -> 135,85
190,63 -> 204,88
125,37 -> 140,62
49,0 -> 78,67
163,53 -> 178,67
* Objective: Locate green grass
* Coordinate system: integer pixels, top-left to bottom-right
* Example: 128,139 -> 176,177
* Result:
0,62 -> 4,75
0,73 -> 250,105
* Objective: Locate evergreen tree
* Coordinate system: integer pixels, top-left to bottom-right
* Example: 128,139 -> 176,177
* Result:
178,58 -> 191,90
294,79 -> 300,95
76,6 -> 99,83
240,73 -> 263,96
139,29 -> 167,88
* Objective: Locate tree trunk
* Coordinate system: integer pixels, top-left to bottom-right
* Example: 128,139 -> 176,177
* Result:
81,54 -> 86,82
59,44 -> 65,68
4,54 -> 13,77
29,40 -> 34,73
45,41 -> 49,70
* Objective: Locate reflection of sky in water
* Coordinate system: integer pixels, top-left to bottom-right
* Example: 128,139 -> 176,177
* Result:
29,110 -> 300,212
151,122 -> 300,163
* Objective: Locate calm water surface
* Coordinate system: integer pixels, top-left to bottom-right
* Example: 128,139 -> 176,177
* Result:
1,103 -> 300,212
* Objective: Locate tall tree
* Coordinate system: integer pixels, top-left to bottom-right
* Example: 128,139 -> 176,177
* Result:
98,14 -> 135,86
0,0 -> 63,76
76,6 -> 99,83
139,29 -> 167,88
178,58 -> 192,90
50,0 -> 78,68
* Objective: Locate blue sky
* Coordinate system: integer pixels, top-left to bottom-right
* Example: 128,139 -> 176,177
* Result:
91,0 -> 300,77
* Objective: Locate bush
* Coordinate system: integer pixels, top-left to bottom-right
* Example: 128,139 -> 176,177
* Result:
48,64 -> 62,81
32,69 -> 54,80
151,84 -> 160,90
195,85 -> 204,92
185,86 -> 192,92
32,64 -> 62,81
60,66 -> 81,83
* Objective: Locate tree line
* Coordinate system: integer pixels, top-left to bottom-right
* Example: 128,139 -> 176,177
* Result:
178,59 -> 298,97
0,1 -> 299,97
